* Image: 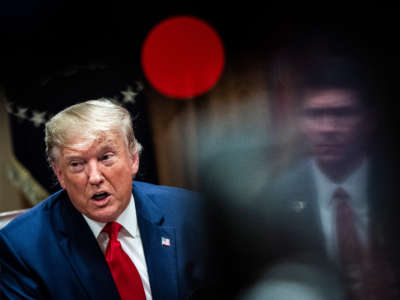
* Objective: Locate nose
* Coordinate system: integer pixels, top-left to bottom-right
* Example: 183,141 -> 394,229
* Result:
87,161 -> 104,186
318,114 -> 338,133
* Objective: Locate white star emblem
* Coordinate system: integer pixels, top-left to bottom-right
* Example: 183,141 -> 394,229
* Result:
15,107 -> 28,120
4,101 -> 13,114
121,86 -> 137,104
30,111 -> 47,127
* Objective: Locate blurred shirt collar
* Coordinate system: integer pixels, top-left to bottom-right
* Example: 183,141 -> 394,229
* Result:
311,157 -> 368,208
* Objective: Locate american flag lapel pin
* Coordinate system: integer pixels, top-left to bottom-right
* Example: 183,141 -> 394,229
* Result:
161,237 -> 171,247
292,200 -> 307,212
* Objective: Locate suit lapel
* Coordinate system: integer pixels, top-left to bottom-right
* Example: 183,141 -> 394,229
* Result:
52,192 -> 120,300
284,162 -> 325,251
133,183 -> 179,300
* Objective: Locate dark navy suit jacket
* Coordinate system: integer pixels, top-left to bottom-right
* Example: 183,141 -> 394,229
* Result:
0,181 -> 205,300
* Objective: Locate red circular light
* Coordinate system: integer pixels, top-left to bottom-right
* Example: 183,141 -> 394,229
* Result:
141,16 -> 225,99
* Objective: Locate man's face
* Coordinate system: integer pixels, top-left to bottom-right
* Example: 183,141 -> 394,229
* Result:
53,131 -> 139,223
300,88 -> 369,166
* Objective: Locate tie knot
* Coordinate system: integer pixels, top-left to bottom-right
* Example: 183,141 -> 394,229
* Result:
332,187 -> 350,203
103,222 -> 122,240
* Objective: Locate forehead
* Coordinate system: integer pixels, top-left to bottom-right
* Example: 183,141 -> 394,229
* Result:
302,88 -> 361,109
61,131 -> 124,158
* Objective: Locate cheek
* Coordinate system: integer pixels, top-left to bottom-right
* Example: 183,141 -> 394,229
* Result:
343,119 -> 364,137
109,166 -> 133,189
110,169 -> 133,203
63,174 -> 87,192
57,176 -> 66,189
300,120 -> 318,137
299,119 -> 308,134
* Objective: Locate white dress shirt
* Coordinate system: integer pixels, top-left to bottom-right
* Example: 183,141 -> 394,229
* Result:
311,159 -> 369,262
83,195 -> 153,300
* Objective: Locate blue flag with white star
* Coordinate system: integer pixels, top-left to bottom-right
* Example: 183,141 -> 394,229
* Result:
4,61 -> 158,205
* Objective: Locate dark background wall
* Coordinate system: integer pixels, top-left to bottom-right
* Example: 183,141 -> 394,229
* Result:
1,2 -> 399,210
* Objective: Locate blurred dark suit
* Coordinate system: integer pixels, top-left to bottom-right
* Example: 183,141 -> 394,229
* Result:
262,154 -> 400,299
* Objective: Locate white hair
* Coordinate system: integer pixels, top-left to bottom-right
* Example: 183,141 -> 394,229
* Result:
45,98 -> 143,165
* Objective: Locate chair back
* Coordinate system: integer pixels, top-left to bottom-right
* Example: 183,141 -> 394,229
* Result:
0,209 -> 28,230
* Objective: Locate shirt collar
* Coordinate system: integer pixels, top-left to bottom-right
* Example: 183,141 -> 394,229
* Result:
341,159 -> 368,209
311,158 -> 368,208
82,194 -> 139,239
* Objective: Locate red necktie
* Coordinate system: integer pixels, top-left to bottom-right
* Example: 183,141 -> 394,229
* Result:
334,187 -> 399,299
334,187 -> 367,298
334,187 -> 363,268
103,222 -> 146,300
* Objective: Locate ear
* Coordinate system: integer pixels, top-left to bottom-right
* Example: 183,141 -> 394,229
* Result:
130,151 -> 140,178
52,162 -> 66,189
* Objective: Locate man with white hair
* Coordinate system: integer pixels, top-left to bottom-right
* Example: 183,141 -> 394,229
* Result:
0,99 -> 205,300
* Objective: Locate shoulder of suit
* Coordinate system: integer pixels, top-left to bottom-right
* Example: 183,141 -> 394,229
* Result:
0,189 -> 66,236
271,159 -> 312,188
132,181 -> 203,222
133,180 -> 200,200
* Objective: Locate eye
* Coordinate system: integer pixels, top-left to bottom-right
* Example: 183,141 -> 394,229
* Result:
304,110 -> 321,119
69,161 -> 84,172
101,153 -> 116,165
102,153 -> 114,160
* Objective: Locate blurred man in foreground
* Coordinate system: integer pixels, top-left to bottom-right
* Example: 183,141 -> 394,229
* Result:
197,55 -> 400,300
0,99 -> 204,299
265,56 -> 400,299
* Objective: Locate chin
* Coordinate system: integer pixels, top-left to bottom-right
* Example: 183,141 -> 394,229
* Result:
316,155 -> 344,166
88,208 -> 121,223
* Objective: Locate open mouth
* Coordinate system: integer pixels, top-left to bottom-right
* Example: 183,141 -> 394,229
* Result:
92,192 -> 110,201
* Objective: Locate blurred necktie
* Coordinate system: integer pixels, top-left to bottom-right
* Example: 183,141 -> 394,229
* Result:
334,187 -> 399,299
334,187 -> 362,268
103,222 -> 146,300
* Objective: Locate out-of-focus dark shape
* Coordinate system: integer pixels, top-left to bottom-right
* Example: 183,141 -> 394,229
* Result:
197,123 -> 347,299
238,262 -> 345,300
198,48 -> 400,299
275,53 -> 400,299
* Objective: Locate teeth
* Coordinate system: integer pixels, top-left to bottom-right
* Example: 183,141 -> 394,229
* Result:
93,192 -> 108,200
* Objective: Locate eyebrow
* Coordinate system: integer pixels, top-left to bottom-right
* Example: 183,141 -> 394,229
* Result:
64,155 -> 85,162
98,144 -> 117,154
64,144 -> 117,160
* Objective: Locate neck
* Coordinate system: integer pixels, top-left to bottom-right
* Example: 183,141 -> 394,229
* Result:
317,155 -> 365,183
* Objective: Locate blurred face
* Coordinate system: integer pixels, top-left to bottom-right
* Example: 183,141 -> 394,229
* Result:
300,88 -> 369,167
53,131 -> 139,223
